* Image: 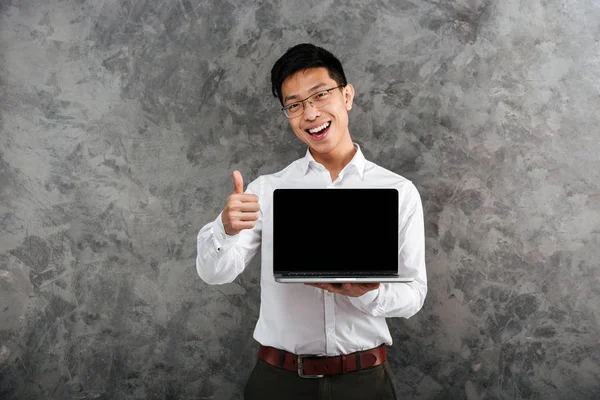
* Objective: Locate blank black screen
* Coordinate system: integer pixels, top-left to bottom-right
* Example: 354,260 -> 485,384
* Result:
273,188 -> 398,273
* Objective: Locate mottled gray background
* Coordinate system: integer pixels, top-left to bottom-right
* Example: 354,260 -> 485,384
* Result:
1,0 -> 599,399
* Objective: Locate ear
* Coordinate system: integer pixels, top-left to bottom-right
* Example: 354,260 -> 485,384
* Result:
344,84 -> 355,111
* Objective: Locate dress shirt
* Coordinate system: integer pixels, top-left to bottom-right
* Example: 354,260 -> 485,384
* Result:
196,143 -> 427,356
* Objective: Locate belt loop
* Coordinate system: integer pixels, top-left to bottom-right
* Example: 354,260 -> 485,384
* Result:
278,349 -> 285,368
341,353 -> 347,374
355,351 -> 362,371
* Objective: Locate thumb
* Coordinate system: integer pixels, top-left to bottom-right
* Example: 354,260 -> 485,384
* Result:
232,170 -> 244,194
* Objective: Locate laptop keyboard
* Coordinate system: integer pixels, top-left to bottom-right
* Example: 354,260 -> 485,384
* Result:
284,272 -> 395,277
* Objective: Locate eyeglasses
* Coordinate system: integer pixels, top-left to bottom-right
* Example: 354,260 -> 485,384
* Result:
281,85 -> 346,118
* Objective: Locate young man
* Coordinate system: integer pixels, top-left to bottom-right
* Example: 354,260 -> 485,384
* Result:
196,43 -> 427,399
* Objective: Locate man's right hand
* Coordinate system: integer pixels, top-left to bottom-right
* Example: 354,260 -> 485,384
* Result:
222,170 -> 260,236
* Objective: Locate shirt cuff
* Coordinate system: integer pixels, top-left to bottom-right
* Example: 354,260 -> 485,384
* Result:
211,214 -> 240,250
348,288 -> 380,313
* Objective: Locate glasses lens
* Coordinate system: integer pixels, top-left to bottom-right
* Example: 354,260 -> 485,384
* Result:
285,103 -> 302,117
310,90 -> 332,105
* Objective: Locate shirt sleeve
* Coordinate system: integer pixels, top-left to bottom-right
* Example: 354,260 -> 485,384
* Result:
195,178 -> 262,285
348,183 -> 427,318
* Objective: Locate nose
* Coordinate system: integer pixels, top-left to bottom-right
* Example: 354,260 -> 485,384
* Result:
303,101 -> 321,121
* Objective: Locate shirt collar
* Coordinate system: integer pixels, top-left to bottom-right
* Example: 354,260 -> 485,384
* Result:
301,142 -> 366,179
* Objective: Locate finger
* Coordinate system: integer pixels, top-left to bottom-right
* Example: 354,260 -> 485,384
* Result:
233,211 -> 259,221
241,194 -> 259,203
230,220 -> 256,230
235,201 -> 260,212
321,284 -> 342,293
233,170 -> 244,194
230,194 -> 259,204
359,283 -> 380,293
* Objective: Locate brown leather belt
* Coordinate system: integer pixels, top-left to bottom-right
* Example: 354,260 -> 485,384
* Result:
258,344 -> 387,378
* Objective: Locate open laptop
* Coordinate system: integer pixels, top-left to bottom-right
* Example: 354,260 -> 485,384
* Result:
272,188 -> 415,283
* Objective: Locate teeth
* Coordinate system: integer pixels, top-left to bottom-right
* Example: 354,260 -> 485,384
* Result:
309,122 -> 330,134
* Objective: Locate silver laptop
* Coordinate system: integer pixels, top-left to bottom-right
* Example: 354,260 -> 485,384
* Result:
272,188 -> 414,283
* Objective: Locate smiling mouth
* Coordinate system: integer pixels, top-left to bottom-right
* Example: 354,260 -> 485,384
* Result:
305,121 -> 331,135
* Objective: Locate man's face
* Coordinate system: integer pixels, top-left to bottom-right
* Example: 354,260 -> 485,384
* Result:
280,67 -> 354,157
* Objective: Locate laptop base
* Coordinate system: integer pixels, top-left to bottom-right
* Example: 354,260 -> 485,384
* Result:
274,276 -> 414,283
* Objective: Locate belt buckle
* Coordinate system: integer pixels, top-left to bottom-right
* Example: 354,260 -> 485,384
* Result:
297,355 -> 324,378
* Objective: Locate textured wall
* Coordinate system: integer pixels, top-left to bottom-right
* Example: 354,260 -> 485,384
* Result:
1,0 -> 599,399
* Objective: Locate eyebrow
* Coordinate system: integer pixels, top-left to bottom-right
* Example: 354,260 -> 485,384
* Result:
283,83 -> 328,103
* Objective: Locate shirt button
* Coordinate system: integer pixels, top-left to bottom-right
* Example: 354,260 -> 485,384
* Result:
328,327 -> 334,334
326,292 -> 331,296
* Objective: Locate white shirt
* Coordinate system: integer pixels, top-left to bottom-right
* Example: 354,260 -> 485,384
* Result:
196,143 -> 427,356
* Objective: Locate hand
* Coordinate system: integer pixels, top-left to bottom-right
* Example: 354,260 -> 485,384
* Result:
221,170 -> 260,235
304,282 -> 380,297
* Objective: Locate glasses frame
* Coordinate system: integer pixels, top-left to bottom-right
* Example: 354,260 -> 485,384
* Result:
281,85 -> 346,118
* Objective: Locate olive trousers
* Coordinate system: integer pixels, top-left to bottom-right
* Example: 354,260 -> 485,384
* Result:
243,359 -> 398,400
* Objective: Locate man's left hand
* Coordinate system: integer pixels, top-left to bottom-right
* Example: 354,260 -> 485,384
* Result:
304,282 -> 380,297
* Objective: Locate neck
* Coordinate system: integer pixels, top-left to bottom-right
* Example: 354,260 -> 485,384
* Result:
309,136 -> 356,179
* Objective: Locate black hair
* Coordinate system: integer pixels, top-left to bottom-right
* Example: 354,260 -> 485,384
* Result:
271,43 -> 347,105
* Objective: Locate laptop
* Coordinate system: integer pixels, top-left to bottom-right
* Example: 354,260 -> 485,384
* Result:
272,188 -> 415,283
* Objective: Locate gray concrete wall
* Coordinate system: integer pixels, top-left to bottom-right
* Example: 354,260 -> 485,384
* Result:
1,0 -> 599,399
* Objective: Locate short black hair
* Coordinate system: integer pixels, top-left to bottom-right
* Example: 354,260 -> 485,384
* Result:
271,43 -> 347,105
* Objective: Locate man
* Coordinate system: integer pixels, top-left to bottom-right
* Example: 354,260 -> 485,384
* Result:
196,43 -> 427,400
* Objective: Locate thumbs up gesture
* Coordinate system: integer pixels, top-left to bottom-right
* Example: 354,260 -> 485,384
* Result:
221,170 -> 261,235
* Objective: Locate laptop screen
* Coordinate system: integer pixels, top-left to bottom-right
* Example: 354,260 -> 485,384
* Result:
273,188 -> 399,273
